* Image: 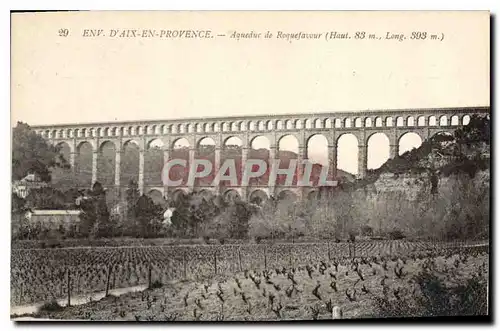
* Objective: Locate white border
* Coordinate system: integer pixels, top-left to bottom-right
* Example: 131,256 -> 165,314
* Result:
2,1 -> 497,331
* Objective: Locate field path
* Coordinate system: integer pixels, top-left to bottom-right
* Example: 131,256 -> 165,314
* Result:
11,284 -> 148,317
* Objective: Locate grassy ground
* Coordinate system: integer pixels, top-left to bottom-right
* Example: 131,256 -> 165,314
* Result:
16,251 -> 488,321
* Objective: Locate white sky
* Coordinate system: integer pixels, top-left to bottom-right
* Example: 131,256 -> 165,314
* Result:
11,11 -> 490,174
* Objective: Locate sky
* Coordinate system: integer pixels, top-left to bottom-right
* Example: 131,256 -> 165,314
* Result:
11,11 -> 490,174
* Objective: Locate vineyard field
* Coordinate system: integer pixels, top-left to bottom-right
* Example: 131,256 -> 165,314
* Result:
11,240 -> 487,308
11,242 -> 489,321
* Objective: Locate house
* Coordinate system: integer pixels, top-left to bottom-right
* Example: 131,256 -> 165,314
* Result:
12,172 -> 48,199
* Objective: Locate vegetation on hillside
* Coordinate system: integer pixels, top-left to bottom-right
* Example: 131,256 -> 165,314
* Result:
369,114 -> 490,181
12,122 -> 69,182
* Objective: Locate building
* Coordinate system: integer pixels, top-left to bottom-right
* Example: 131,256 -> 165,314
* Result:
12,172 -> 48,199
25,209 -> 82,232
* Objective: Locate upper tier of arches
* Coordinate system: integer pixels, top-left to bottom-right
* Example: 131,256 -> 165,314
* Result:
34,108 -> 488,140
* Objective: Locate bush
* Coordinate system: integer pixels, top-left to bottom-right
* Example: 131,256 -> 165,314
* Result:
360,225 -> 373,236
38,300 -> 64,313
348,232 -> 356,242
48,239 -> 62,248
149,280 -> 163,289
373,270 -> 488,318
388,230 -> 406,240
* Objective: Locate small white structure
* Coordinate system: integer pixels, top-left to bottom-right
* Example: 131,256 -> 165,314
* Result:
332,306 -> 343,319
162,208 -> 175,226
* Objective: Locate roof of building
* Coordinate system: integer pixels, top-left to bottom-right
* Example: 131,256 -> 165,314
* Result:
20,173 -> 43,182
29,210 -> 81,216
13,173 -> 48,188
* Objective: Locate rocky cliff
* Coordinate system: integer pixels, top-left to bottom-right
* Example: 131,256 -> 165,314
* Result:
359,114 -> 490,203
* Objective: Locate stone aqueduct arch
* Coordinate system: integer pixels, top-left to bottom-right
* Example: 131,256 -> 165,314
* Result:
33,107 -> 488,201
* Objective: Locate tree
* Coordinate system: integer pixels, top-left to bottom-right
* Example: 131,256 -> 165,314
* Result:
62,188 -> 83,209
135,195 -> 164,237
454,114 -> 490,146
226,201 -> 252,239
168,192 -> 223,238
92,183 -> 112,237
79,196 -> 97,237
12,193 -> 28,239
248,198 -> 306,240
170,194 -> 191,236
190,194 -> 220,237
12,193 -> 27,214
25,187 -> 67,210
124,179 -> 140,234
78,182 -> 111,238
12,122 -> 69,182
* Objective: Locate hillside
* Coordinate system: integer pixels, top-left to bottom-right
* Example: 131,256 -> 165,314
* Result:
51,147 -> 355,189
338,114 -> 490,190
345,114 -> 490,240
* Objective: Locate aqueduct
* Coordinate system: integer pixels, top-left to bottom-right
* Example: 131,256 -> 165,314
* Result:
32,106 -> 489,202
